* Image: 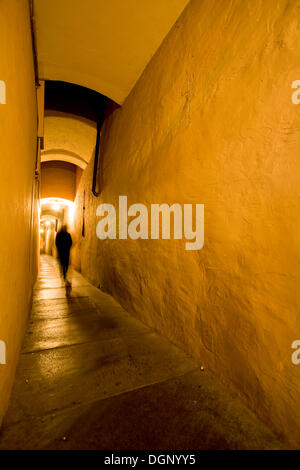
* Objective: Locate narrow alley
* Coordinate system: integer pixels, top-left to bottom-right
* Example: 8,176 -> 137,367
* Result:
1,0 -> 299,452
0,256 -> 283,450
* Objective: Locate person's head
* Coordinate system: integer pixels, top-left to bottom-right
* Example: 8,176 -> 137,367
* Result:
62,225 -> 67,232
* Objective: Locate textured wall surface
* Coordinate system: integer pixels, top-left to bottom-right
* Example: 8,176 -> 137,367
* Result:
41,161 -> 77,201
0,0 -> 38,424
42,112 -> 97,169
73,0 -> 300,445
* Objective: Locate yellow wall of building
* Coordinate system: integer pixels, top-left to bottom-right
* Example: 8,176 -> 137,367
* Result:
0,0 -> 38,424
73,0 -> 300,445
41,161 -> 77,201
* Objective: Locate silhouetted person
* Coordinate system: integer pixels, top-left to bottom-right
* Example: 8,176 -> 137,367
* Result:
55,225 -> 72,281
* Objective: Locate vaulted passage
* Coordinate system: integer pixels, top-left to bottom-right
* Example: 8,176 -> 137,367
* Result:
0,0 -> 299,450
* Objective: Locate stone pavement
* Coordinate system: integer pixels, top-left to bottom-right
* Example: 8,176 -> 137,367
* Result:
0,255 -> 286,449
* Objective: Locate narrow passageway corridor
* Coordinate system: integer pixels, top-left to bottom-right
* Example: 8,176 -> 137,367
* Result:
0,256 -> 283,450
1,0 -> 300,451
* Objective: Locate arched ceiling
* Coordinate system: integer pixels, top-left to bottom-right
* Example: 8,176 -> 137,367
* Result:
33,0 -> 189,104
41,111 -> 97,169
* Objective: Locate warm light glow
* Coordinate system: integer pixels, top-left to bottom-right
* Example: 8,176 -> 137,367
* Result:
41,197 -> 74,208
52,202 -> 60,211
40,228 -> 44,234
45,221 -> 50,227
40,197 -> 75,231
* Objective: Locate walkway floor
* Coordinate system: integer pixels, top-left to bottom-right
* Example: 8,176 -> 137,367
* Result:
0,255 -> 285,450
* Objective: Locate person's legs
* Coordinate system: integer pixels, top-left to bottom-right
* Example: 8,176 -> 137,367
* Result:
58,252 -> 64,279
62,262 -> 67,280
65,253 -> 70,276
59,253 -> 69,281
62,253 -> 70,280
63,253 -> 72,296
58,251 -> 71,295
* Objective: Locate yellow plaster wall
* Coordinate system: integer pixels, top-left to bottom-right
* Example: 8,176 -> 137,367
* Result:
73,0 -> 300,445
0,0 -> 38,424
41,161 -> 77,201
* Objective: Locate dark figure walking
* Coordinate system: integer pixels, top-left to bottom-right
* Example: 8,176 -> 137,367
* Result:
55,225 -> 72,292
